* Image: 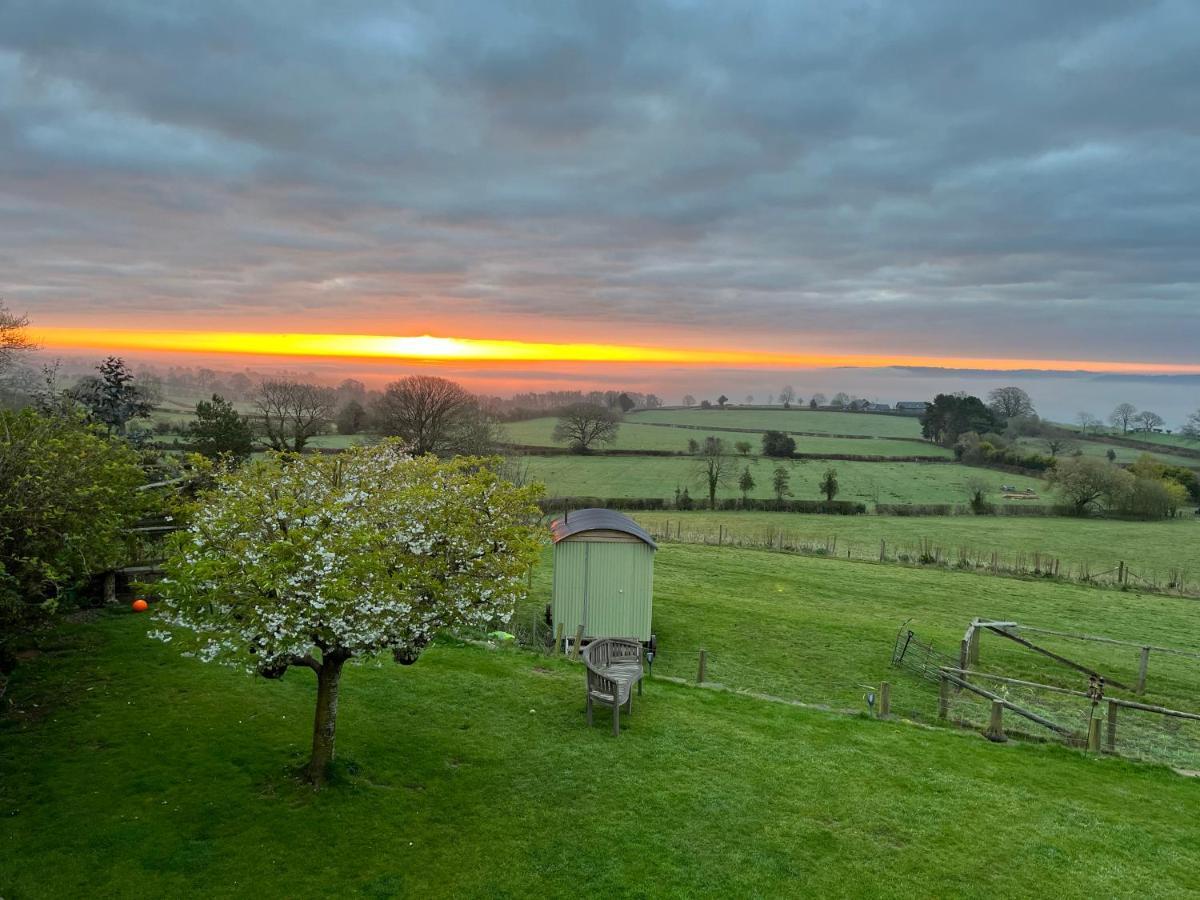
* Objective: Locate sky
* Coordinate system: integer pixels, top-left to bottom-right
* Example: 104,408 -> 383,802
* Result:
2,1 -> 1199,393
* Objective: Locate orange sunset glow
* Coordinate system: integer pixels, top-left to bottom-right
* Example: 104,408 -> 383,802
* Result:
34,326 -> 1200,375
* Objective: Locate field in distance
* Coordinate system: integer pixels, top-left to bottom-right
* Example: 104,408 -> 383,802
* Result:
522,454 -> 1045,506
628,510 -> 1200,580
503,416 -> 952,458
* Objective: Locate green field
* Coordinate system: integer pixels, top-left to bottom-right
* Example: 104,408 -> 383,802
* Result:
5,604 -> 1199,897
520,543 -> 1200,721
524,454 -> 1045,506
1013,436 -> 1200,468
504,416 -> 952,458
629,510 -> 1200,583
632,407 -> 924,438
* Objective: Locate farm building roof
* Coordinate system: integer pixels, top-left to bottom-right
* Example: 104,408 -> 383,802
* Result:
549,508 -> 657,549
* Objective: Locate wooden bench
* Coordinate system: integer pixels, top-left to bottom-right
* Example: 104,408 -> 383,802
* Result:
582,638 -> 644,736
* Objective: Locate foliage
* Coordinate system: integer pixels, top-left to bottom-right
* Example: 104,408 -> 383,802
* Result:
738,466 -> 755,501
551,402 -> 621,453
187,394 -> 254,461
375,375 -> 489,456
734,440 -> 752,456
335,399 -> 368,435
760,430 -> 796,457
987,386 -> 1036,419
1183,409 -> 1200,441
1129,454 -> 1200,502
964,474 -> 993,514
920,393 -> 1002,446
819,467 -> 839,502
1044,456 -> 1132,516
71,357 -> 154,435
1133,410 -> 1165,433
155,443 -> 543,784
0,408 -> 148,667
772,465 -> 791,504
254,379 -> 335,452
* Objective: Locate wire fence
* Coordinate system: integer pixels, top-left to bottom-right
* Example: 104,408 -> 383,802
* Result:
639,520 -> 1199,599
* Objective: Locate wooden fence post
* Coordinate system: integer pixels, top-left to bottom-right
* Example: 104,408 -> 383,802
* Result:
1087,717 -> 1102,753
1106,702 -> 1118,751
879,539 -> 886,562
938,674 -> 950,719
571,625 -> 585,660
554,622 -> 564,655
697,648 -> 707,683
1136,647 -> 1150,694
879,681 -> 891,718
1117,561 -> 1125,585
984,700 -> 1006,742
968,627 -> 981,666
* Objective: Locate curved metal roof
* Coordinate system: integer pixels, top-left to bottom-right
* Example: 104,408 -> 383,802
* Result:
549,508 -> 657,549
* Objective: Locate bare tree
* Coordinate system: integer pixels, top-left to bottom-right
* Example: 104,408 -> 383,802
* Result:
374,375 -> 481,456
1183,409 -> 1200,441
693,436 -> 732,508
681,394 -> 696,407
987,386 -> 1035,419
1134,410 -> 1165,433
1109,403 -> 1138,433
0,301 -> 35,374
809,393 -> 826,409
1042,431 -> 1077,457
552,402 -> 620,453
1076,411 -> 1102,434
255,379 -> 336,452
779,385 -> 795,407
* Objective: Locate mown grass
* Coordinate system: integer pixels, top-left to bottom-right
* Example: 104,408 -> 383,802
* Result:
4,612 -> 1199,898
629,511 -> 1200,581
524,454 -> 1045,505
631,407 -> 924,438
504,416 -> 952,458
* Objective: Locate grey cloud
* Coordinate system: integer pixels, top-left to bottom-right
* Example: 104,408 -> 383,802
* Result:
1,0 -> 1198,362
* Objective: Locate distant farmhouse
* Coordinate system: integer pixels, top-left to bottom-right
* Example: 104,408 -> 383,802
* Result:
895,401 -> 927,412
865,403 -> 891,411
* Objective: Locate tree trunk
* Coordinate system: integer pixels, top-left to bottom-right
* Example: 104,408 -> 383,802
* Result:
304,652 -> 347,786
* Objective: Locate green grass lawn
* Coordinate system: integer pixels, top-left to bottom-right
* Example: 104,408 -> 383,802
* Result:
628,511 -> 1200,582
4,612 -> 1199,897
520,543 -> 1200,727
524,454 -> 1045,506
1012,436 -> 1200,468
504,417 -> 952,458
631,407 -> 924,438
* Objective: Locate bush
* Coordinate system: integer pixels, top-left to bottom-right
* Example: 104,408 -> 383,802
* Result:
1,408 -> 149,669
761,431 -> 796,458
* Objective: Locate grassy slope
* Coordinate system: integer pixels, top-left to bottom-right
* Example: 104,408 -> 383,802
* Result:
3,614 -> 1198,898
522,544 -> 1200,720
629,511 -> 1200,579
1012,436 -> 1200,468
632,407 -> 924,438
524,454 -> 1045,505
504,417 -> 953,457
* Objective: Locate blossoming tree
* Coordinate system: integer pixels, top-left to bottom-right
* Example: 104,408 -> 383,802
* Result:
154,442 -> 543,786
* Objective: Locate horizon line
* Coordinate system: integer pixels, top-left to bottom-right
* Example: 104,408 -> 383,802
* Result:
32,326 -> 1200,376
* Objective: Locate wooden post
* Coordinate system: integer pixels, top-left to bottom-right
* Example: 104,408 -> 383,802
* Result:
984,700 -> 1006,742
938,674 -> 950,719
1136,646 -> 1150,694
1117,561 -> 1125,585
878,681 -> 891,718
879,539 -> 886,562
570,625 -> 584,660
1087,717 -> 1102,752
968,627 -> 981,666
554,622 -> 564,655
718,525 -> 723,546
1106,702 -> 1118,751
102,571 -> 117,605
697,648 -> 707,683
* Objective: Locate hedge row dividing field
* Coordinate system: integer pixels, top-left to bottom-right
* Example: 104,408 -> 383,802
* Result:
4,596 -> 1200,897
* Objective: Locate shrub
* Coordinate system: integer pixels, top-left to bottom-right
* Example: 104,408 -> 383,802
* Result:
761,431 -> 796,458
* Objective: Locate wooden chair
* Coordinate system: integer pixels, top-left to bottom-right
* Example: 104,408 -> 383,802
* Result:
582,638 -> 644,736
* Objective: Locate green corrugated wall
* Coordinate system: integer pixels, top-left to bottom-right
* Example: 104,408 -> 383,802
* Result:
552,540 -> 654,642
